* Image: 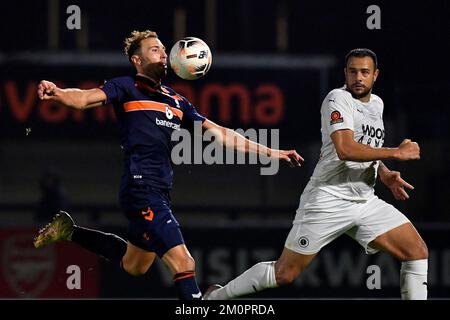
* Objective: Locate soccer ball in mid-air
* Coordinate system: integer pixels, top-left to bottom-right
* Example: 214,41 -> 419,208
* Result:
169,37 -> 212,80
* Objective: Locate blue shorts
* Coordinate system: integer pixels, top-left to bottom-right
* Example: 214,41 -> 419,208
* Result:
122,186 -> 185,257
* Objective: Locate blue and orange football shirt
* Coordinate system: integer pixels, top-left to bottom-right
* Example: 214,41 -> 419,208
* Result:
100,75 -> 205,195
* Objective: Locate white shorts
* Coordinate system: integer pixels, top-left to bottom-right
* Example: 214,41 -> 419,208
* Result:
284,185 -> 410,255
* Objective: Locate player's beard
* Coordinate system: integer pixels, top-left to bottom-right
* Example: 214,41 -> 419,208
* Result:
142,61 -> 167,82
347,82 -> 373,100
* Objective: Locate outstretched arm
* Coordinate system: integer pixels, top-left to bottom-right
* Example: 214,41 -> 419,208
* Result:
37,80 -> 107,110
202,119 -> 304,167
331,129 -> 420,162
378,161 -> 414,200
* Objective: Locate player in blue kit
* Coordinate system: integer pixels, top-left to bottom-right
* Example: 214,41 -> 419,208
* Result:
33,30 -> 303,300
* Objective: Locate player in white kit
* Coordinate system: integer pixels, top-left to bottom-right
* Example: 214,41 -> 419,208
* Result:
204,49 -> 428,300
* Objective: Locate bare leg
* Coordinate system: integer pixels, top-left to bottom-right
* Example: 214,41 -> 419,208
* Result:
121,241 -> 156,275
162,244 -> 201,300
370,222 -> 428,300
204,247 -> 317,300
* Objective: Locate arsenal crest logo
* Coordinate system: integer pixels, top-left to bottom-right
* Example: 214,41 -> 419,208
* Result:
2,233 -> 56,297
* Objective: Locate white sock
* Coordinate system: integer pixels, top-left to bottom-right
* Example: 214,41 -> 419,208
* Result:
211,261 -> 278,300
400,259 -> 428,300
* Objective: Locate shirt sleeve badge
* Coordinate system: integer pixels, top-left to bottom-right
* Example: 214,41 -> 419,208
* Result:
330,111 -> 344,125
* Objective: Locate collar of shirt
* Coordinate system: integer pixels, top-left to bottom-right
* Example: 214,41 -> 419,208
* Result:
135,74 -> 162,93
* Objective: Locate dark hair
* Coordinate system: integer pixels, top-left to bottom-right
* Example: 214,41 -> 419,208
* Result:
345,48 -> 378,69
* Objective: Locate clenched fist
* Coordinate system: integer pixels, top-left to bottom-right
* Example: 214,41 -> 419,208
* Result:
37,80 -> 58,100
397,139 -> 420,161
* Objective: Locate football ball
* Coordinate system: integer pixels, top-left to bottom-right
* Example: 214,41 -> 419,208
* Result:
169,37 -> 212,80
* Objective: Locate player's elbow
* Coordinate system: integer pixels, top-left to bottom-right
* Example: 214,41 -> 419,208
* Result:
59,96 -> 85,110
54,100 -> 83,110
68,102 -> 84,110
336,147 -> 352,161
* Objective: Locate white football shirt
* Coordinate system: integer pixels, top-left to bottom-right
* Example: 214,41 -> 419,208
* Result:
308,87 -> 385,201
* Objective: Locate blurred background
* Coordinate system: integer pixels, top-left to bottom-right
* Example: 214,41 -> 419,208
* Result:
0,0 -> 449,299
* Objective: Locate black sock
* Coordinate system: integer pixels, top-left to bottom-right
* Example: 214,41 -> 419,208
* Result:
71,226 -> 127,265
173,271 -> 202,300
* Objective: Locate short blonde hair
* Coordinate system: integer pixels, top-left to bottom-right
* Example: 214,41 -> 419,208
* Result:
124,30 -> 158,62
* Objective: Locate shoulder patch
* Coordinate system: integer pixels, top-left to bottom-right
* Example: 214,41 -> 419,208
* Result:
330,111 -> 344,125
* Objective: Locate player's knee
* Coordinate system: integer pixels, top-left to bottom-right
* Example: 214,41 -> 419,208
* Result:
403,241 -> 429,261
122,259 -> 149,276
122,264 -> 141,276
414,241 -> 429,260
173,255 -> 196,274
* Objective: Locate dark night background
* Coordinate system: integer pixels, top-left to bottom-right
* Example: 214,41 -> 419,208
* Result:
0,0 -> 449,299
